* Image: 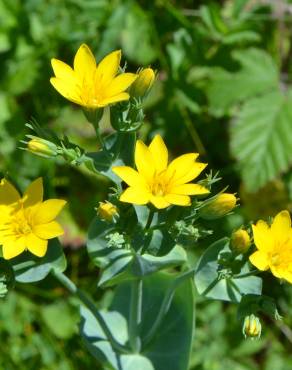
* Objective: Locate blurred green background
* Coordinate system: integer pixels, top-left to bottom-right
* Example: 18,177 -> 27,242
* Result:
1,0 -> 292,369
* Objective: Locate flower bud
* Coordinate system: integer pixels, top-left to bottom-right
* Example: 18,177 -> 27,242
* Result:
97,201 -> 119,222
242,314 -> 261,339
130,68 -> 155,98
199,193 -> 237,220
27,138 -> 57,158
230,229 -> 251,254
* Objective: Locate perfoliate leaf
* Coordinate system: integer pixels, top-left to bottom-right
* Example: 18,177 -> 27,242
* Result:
194,238 -> 262,302
87,217 -> 186,287
80,272 -> 194,370
230,90 -> 292,191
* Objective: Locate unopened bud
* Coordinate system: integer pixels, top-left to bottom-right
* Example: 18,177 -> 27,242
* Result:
130,68 -> 155,98
243,314 -> 261,339
230,229 -> 251,254
200,193 -> 237,220
97,201 -> 119,222
27,138 -> 57,158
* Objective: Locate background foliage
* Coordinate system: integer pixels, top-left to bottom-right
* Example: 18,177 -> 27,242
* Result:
1,0 -> 292,369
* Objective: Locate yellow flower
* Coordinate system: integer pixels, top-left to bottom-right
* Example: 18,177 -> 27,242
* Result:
97,201 -> 119,222
200,193 -> 237,220
230,229 -> 251,254
130,68 -> 155,97
0,178 -> 66,259
50,44 -> 137,109
112,135 -> 209,209
250,210 -> 292,283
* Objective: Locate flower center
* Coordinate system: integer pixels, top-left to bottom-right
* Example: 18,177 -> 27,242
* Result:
151,172 -> 169,196
152,182 -> 165,196
13,211 -> 32,236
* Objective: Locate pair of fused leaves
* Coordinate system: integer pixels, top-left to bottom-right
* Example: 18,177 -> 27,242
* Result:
199,48 -> 292,192
87,209 -> 187,287
194,237 -> 262,303
80,271 -> 194,370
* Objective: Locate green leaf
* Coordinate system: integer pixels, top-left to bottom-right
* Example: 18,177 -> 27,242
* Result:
80,307 -> 129,369
87,217 -> 187,286
194,238 -> 262,302
11,239 -> 66,283
205,48 -> 278,116
230,90 -> 292,191
80,272 -> 194,370
86,131 -> 135,184
131,246 -> 187,277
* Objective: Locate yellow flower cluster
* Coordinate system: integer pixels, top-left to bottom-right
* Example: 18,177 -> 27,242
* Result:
0,178 -> 66,259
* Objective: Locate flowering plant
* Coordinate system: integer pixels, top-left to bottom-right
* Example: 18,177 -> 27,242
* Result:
0,44 -> 286,370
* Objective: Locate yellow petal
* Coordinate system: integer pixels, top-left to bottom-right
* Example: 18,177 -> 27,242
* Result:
23,178 -> 43,207
50,77 -> 81,105
270,265 -> 283,279
0,178 -> 20,205
135,140 -> 155,182
26,233 -> 48,257
249,251 -> 269,271
271,210 -> 291,242
33,199 -> 67,224
166,154 -> 207,185
112,166 -> 146,187
95,50 -> 121,86
98,92 -> 130,107
252,221 -> 274,252
280,270 -> 292,284
165,194 -> 191,206
170,183 -> 209,195
73,44 -> 96,82
33,221 -> 64,239
150,195 -> 170,209
51,58 -> 75,81
148,135 -> 168,173
2,237 -> 26,260
0,205 -> 13,224
105,73 -> 137,96
120,187 -> 150,205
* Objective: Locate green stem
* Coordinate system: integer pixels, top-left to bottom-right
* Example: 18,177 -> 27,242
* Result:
52,270 -> 130,354
95,129 -> 105,150
143,268 -> 195,347
233,270 -> 261,279
129,279 -> 143,353
145,210 -> 155,230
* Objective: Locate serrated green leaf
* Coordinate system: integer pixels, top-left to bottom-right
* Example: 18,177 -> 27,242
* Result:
205,48 -> 278,115
230,90 -> 292,191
